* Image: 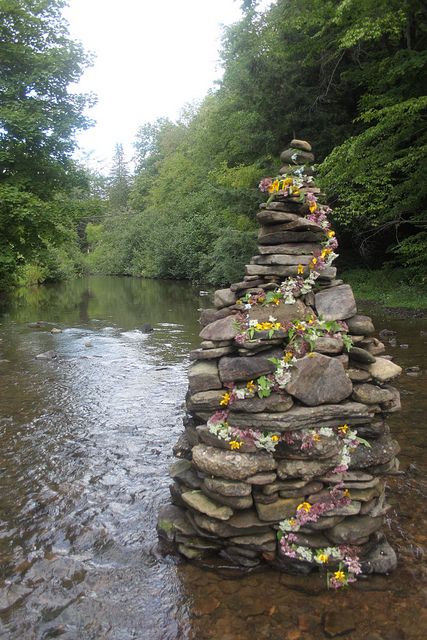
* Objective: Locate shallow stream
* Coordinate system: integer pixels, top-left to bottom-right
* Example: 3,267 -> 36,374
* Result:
0,276 -> 426,640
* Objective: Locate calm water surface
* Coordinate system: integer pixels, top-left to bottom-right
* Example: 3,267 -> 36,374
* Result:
0,276 -> 426,640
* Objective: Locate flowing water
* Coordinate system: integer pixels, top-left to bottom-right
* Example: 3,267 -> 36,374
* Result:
0,276 -> 426,640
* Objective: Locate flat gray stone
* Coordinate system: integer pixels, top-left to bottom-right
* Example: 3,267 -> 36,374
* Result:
347,367 -> 371,382
169,460 -> 202,489
181,490 -> 233,520
280,148 -> 314,164
157,504 -> 196,541
186,389 -> 224,412
190,346 -> 234,360
245,472 -> 277,485
277,456 -> 341,480
256,210 -> 300,225
192,444 -> 276,481
247,299 -> 308,324
201,486 -> 253,510
349,346 -> 376,364
230,531 -> 276,548
252,253 -> 312,265
367,358 -> 402,382
218,349 -> 281,382
326,515 -> 383,544
285,354 -> 353,406
346,314 -> 375,336
349,434 -> 400,469
361,538 -> 397,574
352,383 -> 394,405
314,336 -> 344,354
258,242 -> 321,255
314,285 -> 357,321
203,477 -> 252,497
192,512 -> 270,537
227,402 -> 374,431
258,229 -> 325,245
290,139 -> 312,152
255,497 -> 300,522
188,360 -> 222,394
199,307 -> 237,327
229,392 -> 293,414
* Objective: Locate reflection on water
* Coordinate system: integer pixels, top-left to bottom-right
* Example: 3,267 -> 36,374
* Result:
0,277 -> 426,639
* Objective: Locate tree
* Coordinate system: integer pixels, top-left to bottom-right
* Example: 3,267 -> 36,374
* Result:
0,0 -> 94,288
108,143 -> 130,210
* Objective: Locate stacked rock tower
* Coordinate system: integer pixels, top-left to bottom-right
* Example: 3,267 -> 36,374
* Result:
157,140 -> 401,587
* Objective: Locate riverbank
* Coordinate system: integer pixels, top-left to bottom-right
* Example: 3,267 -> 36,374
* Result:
342,268 -> 427,316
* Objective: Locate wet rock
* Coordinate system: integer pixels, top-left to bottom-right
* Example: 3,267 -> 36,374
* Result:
323,610 -> 356,638
361,337 -> 386,356
192,444 -> 276,481
218,349 -> 281,382
203,476 -> 252,497
186,389 -> 224,412
349,346 -> 376,364
367,358 -> 402,382
172,432 -> 192,459
190,345 -> 235,360
314,285 -> 357,321
50,327 -> 62,334
346,314 -> 375,336
361,537 -> 397,574
181,490 -> 233,520
285,354 -> 353,406
141,323 -> 153,333
214,288 -> 236,309
169,460 -> 202,489
188,360 -> 222,395
36,350 -> 58,360
326,515 -> 383,544
178,543 -> 204,559
277,456 -> 341,480
255,497 -> 300,521
380,385 -> 401,413
352,383 -> 394,405
157,504 -> 196,541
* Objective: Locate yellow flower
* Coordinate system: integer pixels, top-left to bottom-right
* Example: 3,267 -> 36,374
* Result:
343,489 -> 351,498
273,298 -> 280,305
282,177 -> 293,188
220,392 -> 231,407
271,434 -> 279,442
333,570 -> 346,583
246,380 -> 256,393
284,351 -> 293,363
309,202 -> 317,213
328,230 -> 335,238
318,554 -> 329,564
268,179 -> 280,193
229,440 -> 241,450
307,352 -> 316,358
311,257 -> 318,265
297,264 -> 304,275
312,433 -> 321,442
297,502 -> 312,512
338,424 -> 349,434
289,518 -> 296,527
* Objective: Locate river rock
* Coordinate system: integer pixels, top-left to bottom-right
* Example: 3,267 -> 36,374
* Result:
245,472 -> 277,485
277,456 -> 341,480
199,307 -> 237,327
258,229 -> 325,245
199,315 -> 239,342
169,460 -> 202,489
381,385 -> 401,413
326,515 -> 383,544
285,354 -> 353,406
230,531 -> 276,549
181,490 -> 233,520
255,497 -> 301,522
361,537 -> 397,574
352,383 -> 394,405
256,210 -> 300,225
290,139 -> 312,152
313,336 -> 344,354
314,285 -> 357,320
203,477 -> 252,497
229,392 -> 293,413
258,242 -> 321,255
36,350 -> 58,360
218,349 -> 281,382
201,486 -> 253,510
227,402 -> 373,431
349,346 -> 376,364
214,288 -> 236,309
190,346 -> 234,360
247,299 -> 308,325
157,504 -> 197,541
346,314 -> 375,336
347,367 -> 371,382
192,512 -> 270,537
323,610 -> 356,638
279,481 -> 324,498
186,389 -> 224,412
349,434 -> 400,469
188,361 -> 222,394
367,358 -> 402,382
191,444 -> 276,480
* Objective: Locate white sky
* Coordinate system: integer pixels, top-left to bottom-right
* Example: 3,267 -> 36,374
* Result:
64,0 -> 245,171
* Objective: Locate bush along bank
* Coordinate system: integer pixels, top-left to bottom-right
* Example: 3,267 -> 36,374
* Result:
157,140 -> 401,588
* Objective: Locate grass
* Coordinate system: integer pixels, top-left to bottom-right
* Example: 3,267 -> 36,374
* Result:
341,268 -> 427,310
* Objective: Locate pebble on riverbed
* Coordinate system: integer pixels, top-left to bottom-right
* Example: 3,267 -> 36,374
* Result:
157,140 -> 401,584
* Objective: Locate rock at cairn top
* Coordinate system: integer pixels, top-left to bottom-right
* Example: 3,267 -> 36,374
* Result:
157,138 -> 401,590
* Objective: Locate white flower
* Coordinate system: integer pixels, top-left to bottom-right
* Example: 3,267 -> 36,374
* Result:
268,315 -> 277,322
319,427 -> 334,437
249,319 -> 258,327
244,303 -> 252,310
235,388 -> 247,400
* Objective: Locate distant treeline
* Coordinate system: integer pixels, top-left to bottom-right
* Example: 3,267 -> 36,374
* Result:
1,0 -> 426,291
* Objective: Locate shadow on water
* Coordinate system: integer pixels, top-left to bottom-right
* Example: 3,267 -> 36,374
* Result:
0,277 -> 426,639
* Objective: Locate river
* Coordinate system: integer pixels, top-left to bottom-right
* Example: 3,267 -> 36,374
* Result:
0,276 -> 426,640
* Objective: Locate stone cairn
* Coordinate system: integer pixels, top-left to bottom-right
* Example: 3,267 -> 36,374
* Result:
157,140 -> 402,588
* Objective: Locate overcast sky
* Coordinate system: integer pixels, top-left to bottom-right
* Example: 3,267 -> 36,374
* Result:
64,0 -> 246,171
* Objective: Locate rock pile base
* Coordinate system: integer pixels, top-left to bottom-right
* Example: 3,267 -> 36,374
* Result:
157,140 -> 400,587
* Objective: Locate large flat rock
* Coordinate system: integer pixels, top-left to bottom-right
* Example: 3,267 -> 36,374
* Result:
255,497 -> 300,522
252,253 -> 312,266
229,392 -> 293,413
181,490 -> 233,520
314,285 -> 357,320
325,515 -> 383,544
203,477 -> 252,497
277,456 -> 342,479
349,434 -> 400,469
285,354 -> 353,406
192,444 -> 277,480
186,389 -> 224,412
199,315 -> 239,342
248,299 -> 308,324
352,383 -> 394,405
258,242 -> 322,255
219,349 -> 281,382
367,358 -> 402,382
258,229 -> 325,245
346,314 -> 375,336
227,402 -> 374,431
256,210 -> 300,225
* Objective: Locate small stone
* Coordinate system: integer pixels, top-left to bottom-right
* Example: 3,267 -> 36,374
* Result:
50,327 -> 62,334
36,350 -> 58,360
169,460 -> 202,489
214,288 -> 236,309
181,490 -> 233,520
157,504 -> 196,541
245,472 -> 277,485
201,485 -> 253,510
349,346 -> 376,364
314,336 -> 344,354
277,456 -> 341,480
255,497 -> 301,521
280,148 -> 315,164
326,515 -> 383,544
186,389 -> 224,412
323,610 -> 356,638
352,383 -> 394,405
346,314 -> 375,335
367,358 -> 402,382
290,139 -> 312,152
199,315 -> 239,342
203,477 -> 252,497
347,367 -> 371,382
230,531 -> 276,548
314,285 -> 357,321
190,346 -> 234,360
361,537 -> 397,574
218,349 -> 281,382
199,307 -> 237,327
